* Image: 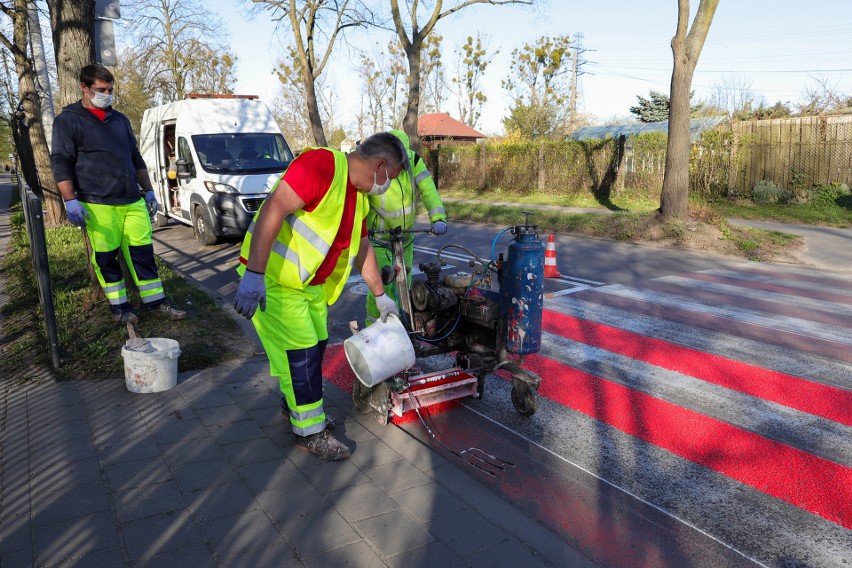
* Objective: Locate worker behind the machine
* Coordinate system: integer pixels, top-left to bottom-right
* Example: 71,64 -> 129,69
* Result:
365,129 -> 447,324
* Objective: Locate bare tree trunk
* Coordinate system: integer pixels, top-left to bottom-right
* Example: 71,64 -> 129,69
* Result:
302,64 -> 328,147
402,38 -> 422,152
7,0 -> 61,225
659,0 -> 719,220
46,0 -> 95,107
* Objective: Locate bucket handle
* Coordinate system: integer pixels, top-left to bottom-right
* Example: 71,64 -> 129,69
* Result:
168,349 -> 181,359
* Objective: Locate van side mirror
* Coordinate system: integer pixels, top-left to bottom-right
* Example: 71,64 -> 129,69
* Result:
175,158 -> 192,179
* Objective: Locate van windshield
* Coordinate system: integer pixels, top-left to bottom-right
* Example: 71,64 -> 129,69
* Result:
192,133 -> 294,174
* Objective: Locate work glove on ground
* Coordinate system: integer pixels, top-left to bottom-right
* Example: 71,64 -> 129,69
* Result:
144,190 -> 158,217
233,270 -> 266,319
374,292 -> 399,322
431,220 -> 447,235
64,199 -> 89,228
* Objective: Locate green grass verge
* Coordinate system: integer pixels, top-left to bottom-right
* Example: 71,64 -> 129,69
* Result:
709,201 -> 852,227
1,208 -> 250,382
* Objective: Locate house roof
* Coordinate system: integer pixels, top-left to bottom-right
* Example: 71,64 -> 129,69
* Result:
570,116 -> 728,143
418,113 -> 486,139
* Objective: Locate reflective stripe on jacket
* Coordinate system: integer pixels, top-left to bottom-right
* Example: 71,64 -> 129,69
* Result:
239,148 -> 367,305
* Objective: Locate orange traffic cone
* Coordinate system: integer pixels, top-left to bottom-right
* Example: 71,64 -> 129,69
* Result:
544,234 -> 561,278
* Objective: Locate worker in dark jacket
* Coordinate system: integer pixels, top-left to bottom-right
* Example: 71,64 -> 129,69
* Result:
51,64 -> 185,324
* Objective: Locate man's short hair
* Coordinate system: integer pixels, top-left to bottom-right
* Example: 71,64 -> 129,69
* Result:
80,64 -> 114,87
356,132 -> 408,169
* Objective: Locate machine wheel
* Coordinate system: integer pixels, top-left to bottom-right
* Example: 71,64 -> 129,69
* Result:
352,379 -> 370,413
153,211 -> 169,228
511,381 -> 537,416
193,205 -> 219,245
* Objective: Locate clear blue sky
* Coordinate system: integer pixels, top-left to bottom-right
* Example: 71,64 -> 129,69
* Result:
206,0 -> 852,135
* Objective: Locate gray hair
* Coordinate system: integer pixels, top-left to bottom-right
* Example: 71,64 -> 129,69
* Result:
355,132 -> 408,169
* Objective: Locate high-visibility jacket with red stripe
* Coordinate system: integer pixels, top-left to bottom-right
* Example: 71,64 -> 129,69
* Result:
238,148 -> 367,305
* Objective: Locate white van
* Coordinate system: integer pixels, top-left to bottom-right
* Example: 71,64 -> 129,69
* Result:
139,94 -> 294,244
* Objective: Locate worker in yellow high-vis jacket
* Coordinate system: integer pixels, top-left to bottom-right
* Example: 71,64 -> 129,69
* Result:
365,129 -> 447,323
233,133 -> 404,461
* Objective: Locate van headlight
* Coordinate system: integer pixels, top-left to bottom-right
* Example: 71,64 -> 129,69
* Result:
203,181 -> 239,194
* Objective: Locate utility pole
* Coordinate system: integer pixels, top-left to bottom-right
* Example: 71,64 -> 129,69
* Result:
569,33 -> 588,126
27,1 -> 54,152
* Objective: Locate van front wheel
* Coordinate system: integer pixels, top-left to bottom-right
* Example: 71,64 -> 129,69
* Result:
193,205 -> 219,246
153,211 -> 169,228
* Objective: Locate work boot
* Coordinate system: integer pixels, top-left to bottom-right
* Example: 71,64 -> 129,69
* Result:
294,429 -> 350,460
155,303 -> 186,320
114,312 -> 139,324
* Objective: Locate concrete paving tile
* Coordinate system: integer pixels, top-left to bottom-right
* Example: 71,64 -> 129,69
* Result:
29,456 -> 102,495
138,404 -> 199,428
97,435 -> 161,466
254,483 -> 329,523
159,437 -> 227,468
238,458 -> 308,496
150,417 -> 210,445
172,458 -> 240,493
464,538 -> 550,568
366,420 -> 449,473
113,479 -> 184,523
0,548 -> 33,568
246,404 -> 283,427
62,546 -> 126,568
362,459 -> 432,493
199,509 -> 286,560
195,403 -> 251,427
28,418 -> 90,448
0,517 -> 32,557
216,543 -> 302,568
220,438 -> 283,467
326,480 -> 401,523
303,540 -> 386,568
348,438 -> 404,470
35,511 -> 119,566
385,540 -> 468,568
206,419 -> 264,445
30,436 -> 97,470
88,413 -> 147,442
298,459 -> 372,496
185,480 -> 258,522
32,482 -> 110,526
426,507 -> 507,558
390,482 -> 468,522
122,510 -> 204,562
221,379 -> 270,397
276,508 -> 361,559
104,455 -> 171,491
353,509 -> 435,557
143,543 -> 215,568
186,389 -> 237,410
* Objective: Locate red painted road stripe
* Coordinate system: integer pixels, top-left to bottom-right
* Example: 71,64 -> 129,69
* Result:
517,353 -> 852,529
687,272 -> 852,306
639,279 -> 852,328
542,310 -> 852,426
571,289 -> 852,364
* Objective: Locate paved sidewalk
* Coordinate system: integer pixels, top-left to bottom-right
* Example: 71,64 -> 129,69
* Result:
0,179 -> 591,567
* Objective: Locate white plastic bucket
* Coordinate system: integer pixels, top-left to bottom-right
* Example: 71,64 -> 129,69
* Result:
344,313 -> 415,387
122,338 -> 181,393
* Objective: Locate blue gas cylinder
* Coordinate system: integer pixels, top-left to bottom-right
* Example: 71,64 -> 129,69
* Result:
501,226 -> 544,354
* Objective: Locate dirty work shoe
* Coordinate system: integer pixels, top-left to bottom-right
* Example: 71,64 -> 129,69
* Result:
294,429 -> 350,460
156,303 -> 186,320
114,312 -> 139,324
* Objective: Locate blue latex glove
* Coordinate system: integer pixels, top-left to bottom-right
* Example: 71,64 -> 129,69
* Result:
233,270 -> 266,319
374,292 -> 399,322
64,199 -> 89,227
431,220 -> 447,235
144,190 -> 158,217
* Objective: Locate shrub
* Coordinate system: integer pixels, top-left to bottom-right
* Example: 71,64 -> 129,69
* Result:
752,180 -> 791,205
808,182 -> 851,208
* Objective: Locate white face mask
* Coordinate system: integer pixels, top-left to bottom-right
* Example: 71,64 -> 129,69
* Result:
89,90 -> 114,109
369,163 -> 392,195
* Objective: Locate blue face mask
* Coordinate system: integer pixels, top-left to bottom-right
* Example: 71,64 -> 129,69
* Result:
369,163 -> 391,195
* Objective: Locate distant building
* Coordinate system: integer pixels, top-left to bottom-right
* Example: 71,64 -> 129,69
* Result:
418,113 -> 486,148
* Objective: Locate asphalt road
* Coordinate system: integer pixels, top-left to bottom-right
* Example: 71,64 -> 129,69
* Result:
152,217 -> 852,568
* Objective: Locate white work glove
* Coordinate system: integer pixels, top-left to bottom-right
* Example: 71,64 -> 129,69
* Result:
374,292 -> 399,322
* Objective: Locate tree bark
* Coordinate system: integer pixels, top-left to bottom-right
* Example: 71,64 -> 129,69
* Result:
659,0 -> 719,219
46,0 -> 95,107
